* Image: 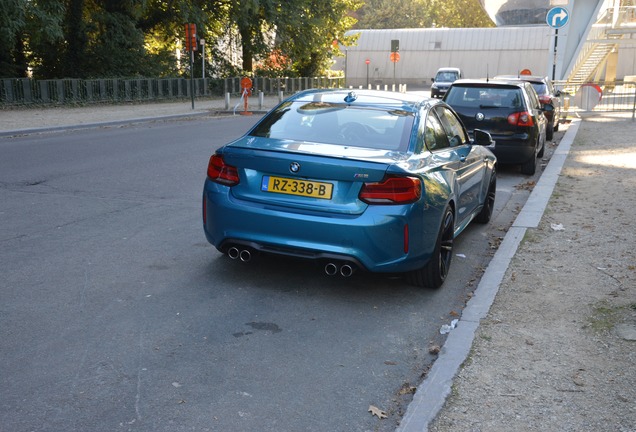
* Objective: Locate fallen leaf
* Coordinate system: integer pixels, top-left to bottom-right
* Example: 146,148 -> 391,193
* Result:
368,405 -> 387,419
398,384 -> 417,396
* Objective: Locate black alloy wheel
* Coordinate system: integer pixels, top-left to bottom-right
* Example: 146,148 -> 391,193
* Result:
406,205 -> 454,288
475,171 -> 496,224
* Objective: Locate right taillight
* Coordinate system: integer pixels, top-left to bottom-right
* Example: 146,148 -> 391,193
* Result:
207,154 -> 239,186
507,111 -> 535,127
538,95 -> 552,105
359,175 -> 421,204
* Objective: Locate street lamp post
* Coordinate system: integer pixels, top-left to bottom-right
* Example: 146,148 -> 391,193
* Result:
365,59 -> 370,88
200,38 -> 205,79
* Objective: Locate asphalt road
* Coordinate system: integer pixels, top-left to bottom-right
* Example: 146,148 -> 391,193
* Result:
0,115 -> 553,431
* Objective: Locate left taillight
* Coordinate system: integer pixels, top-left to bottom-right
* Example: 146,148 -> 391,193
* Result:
507,111 -> 535,127
207,154 -> 239,186
359,175 -> 421,204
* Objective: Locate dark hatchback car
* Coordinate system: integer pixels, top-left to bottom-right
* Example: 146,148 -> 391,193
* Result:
494,75 -> 561,140
443,79 -> 549,175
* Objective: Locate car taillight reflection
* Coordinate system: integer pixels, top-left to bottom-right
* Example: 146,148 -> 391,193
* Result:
538,95 -> 552,105
207,154 -> 240,186
359,176 -> 421,204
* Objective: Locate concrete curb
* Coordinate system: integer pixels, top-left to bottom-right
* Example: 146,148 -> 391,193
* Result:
396,118 -> 582,432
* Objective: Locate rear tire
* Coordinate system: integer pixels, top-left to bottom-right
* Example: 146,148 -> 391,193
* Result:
546,123 -> 554,141
406,206 -> 454,288
537,139 -> 545,158
475,171 -> 496,224
520,154 -> 536,175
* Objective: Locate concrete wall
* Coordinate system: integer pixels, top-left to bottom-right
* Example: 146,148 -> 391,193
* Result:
334,27 -> 552,89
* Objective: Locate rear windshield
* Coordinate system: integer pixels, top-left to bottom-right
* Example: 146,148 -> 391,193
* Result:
435,71 -> 459,82
530,82 -> 548,95
445,86 -> 523,109
250,101 -> 415,151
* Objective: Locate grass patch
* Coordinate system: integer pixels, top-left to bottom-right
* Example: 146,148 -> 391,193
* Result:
587,300 -> 629,333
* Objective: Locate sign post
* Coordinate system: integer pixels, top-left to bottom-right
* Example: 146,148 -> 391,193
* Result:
200,38 -> 205,79
240,77 -> 253,115
390,40 -> 400,86
546,7 -> 570,80
184,23 -> 197,109
365,59 -> 370,87
390,52 -> 400,86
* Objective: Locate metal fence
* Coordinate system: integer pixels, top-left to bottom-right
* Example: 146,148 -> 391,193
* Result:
555,80 -> 636,115
3,76 -> 634,116
0,76 -> 345,107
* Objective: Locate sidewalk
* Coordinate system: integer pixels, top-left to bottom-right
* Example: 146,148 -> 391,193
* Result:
2,100 -> 634,431
420,112 -> 636,431
0,95 -> 282,135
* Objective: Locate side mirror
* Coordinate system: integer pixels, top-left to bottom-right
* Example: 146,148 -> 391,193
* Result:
542,103 -> 554,112
554,90 -> 562,97
473,129 -> 495,147
431,77 -> 435,82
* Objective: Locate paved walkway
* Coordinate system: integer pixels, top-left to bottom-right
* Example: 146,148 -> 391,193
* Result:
0,96 -> 282,134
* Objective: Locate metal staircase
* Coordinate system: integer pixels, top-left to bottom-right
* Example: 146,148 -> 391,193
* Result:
566,4 -> 636,84
568,35 -> 622,84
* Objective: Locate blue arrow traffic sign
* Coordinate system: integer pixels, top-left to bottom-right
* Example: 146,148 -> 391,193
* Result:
547,7 -> 569,29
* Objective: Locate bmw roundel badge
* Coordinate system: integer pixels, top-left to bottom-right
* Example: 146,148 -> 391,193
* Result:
475,112 -> 485,121
290,162 -> 301,173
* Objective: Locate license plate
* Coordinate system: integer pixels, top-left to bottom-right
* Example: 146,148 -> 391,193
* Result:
261,175 -> 333,199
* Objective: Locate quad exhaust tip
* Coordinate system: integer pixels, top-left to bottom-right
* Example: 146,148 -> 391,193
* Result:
227,246 -> 355,277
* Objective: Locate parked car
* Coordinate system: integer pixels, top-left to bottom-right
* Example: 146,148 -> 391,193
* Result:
203,89 -> 497,288
443,79 -> 549,175
430,67 -> 462,98
494,74 -> 561,140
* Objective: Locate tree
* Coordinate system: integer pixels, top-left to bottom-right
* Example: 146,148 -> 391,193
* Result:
0,0 -> 27,77
24,0 -> 67,78
355,0 -> 493,29
63,0 -> 88,78
429,0 -> 494,28
228,0 -> 279,73
274,0 -> 363,76
355,0 -> 434,29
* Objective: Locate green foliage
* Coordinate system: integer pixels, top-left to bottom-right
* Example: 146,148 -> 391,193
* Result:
356,0 -> 494,29
274,0 -> 363,77
0,0 -> 493,79
355,0 -> 434,29
0,0 -> 27,77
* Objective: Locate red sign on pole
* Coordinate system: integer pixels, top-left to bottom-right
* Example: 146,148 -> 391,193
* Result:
184,23 -> 197,52
240,77 -> 253,97
390,52 -> 400,63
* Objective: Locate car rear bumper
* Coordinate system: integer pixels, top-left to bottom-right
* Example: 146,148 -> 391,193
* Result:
488,136 -> 536,164
203,182 -> 439,273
